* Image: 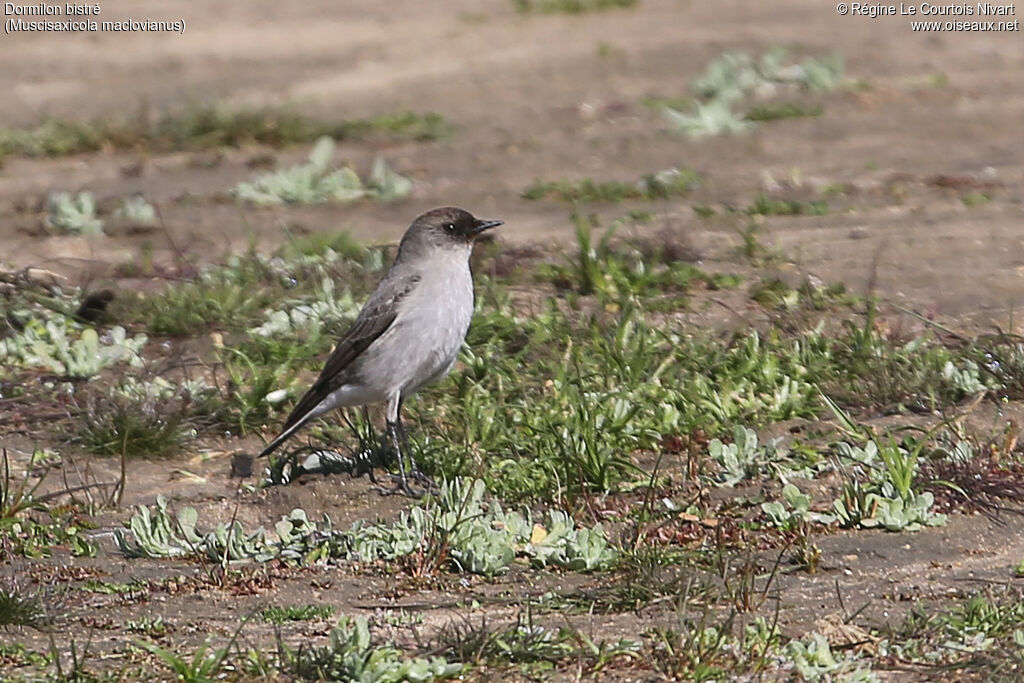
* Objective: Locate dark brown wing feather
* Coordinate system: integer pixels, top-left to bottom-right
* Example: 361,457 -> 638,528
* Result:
279,272 -> 420,431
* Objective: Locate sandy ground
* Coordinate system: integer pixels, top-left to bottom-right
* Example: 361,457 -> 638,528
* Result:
1,0 -> 1024,677
1,0 -> 1022,319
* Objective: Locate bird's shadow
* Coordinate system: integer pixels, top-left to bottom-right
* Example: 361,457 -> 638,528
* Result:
263,411 -> 394,486
264,441 -> 394,486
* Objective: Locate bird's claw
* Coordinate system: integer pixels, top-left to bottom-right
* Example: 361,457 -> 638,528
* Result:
376,475 -> 427,498
408,468 -> 438,490
374,468 -> 439,498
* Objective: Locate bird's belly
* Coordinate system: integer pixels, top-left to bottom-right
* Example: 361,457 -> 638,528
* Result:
356,299 -> 472,399
318,382 -> 390,412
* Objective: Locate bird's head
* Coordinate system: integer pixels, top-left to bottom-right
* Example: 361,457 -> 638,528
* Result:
399,207 -> 503,257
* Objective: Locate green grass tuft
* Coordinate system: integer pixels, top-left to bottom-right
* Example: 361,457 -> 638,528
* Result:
746,193 -> 828,216
744,101 -> 824,122
76,378 -> 202,458
0,106 -> 451,160
259,604 -> 335,624
0,584 -> 48,630
513,0 -> 638,13
961,191 -> 990,207
522,167 -> 701,202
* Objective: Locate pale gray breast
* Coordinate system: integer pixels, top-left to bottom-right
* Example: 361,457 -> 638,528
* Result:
356,247 -> 475,398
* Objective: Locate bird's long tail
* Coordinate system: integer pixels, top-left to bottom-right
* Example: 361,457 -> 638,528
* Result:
257,410 -> 319,458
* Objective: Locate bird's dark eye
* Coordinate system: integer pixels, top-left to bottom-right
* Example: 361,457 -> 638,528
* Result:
444,223 -> 456,232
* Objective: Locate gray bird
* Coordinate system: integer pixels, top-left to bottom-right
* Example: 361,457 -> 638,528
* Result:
258,207 -> 503,495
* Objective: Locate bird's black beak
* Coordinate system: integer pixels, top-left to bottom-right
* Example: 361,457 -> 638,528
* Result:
471,218 -> 503,236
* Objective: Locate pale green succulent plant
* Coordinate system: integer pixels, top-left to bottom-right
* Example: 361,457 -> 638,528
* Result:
0,318 -> 146,379
47,191 -> 104,235
233,136 -> 411,205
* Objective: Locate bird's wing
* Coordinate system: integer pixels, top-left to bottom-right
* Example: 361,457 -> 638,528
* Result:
279,272 -> 420,431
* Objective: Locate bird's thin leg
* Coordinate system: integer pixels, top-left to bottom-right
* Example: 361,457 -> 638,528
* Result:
361,405 -> 383,481
395,406 -> 436,490
378,394 -> 421,497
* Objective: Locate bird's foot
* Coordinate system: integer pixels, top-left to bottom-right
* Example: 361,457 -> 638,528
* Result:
375,474 -> 427,498
408,468 -> 438,491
